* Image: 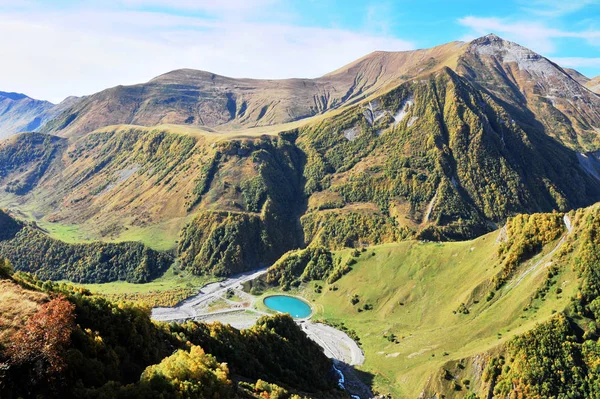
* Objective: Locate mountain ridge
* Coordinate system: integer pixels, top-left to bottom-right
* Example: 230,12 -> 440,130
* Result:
0,93 -> 81,140
565,67 -> 590,85
587,75 -> 600,93
1,33 -> 600,264
35,34 -> 600,154
40,40 -> 466,138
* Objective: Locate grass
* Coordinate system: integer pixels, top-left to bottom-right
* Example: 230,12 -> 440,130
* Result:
105,215 -> 194,251
92,119 -> 316,141
0,188 -> 193,251
207,299 -> 231,312
68,263 -> 221,308
282,230 -> 577,398
80,263 -> 218,296
40,222 -> 94,243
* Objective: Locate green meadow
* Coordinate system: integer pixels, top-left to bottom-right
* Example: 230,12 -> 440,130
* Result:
291,230 -> 575,397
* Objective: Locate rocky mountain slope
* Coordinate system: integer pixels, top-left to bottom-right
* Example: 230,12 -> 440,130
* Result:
456,34 -> 600,151
0,92 -> 79,140
587,75 -> 600,94
565,68 -> 590,85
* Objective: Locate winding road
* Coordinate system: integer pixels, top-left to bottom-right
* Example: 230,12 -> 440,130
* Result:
150,266 -> 369,397
151,267 -> 269,322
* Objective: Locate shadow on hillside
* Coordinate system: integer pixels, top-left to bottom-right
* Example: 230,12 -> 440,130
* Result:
336,360 -> 375,399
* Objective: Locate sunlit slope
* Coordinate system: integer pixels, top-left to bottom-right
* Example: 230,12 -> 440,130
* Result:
40,41 -> 465,139
301,213 -> 577,397
2,64 -> 600,255
297,67 -> 600,242
587,76 -> 600,94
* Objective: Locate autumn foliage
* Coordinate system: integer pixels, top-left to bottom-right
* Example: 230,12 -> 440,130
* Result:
141,345 -> 234,398
7,296 -> 75,374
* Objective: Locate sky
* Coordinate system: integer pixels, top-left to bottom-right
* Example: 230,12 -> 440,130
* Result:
0,0 -> 599,103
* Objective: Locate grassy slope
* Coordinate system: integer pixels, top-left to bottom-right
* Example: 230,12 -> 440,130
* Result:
293,230 -> 576,397
0,122 -> 311,251
0,190 -> 193,251
0,279 -> 47,345
79,263 -> 217,296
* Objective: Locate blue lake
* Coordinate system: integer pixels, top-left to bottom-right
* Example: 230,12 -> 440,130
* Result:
263,295 -> 312,318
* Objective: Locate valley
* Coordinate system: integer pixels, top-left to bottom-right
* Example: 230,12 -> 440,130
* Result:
1,31 -> 600,398
139,210 -> 579,397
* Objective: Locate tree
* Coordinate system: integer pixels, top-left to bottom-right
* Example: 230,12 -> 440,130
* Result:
141,345 -> 233,398
8,296 -> 75,374
0,257 -> 13,278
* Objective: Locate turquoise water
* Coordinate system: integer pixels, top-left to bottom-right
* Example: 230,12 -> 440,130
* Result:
263,295 -> 312,318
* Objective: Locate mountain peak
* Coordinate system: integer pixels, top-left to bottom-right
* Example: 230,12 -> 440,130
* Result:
466,33 -> 552,73
467,33 -> 510,47
149,68 -> 224,85
468,33 -> 526,51
480,32 -> 502,41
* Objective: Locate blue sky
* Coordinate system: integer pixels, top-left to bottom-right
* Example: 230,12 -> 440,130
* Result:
0,0 -> 598,102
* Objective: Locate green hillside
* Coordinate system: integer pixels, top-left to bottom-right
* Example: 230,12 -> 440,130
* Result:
0,272 -> 338,398
0,210 -> 172,284
255,206 -> 600,397
2,66 -> 600,280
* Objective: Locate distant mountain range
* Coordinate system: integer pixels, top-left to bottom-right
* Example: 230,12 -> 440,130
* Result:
0,92 -> 79,139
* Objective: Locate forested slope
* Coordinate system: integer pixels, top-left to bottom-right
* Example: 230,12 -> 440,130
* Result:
0,271 -> 338,398
0,210 -> 172,283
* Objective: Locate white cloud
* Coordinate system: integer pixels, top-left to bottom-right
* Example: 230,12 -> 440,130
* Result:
519,0 -> 597,17
0,8 -> 413,103
120,0 -> 277,12
458,16 -> 600,54
551,57 -> 600,69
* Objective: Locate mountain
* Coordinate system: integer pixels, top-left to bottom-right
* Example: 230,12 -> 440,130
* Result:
1,34 -> 600,278
0,92 -> 54,138
565,67 -> 590,85
456,34 -> 600,150
40,42 -> 465,138
40,35 -> 600,154
0,92 -> 80,139
587,75 -> 600,94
